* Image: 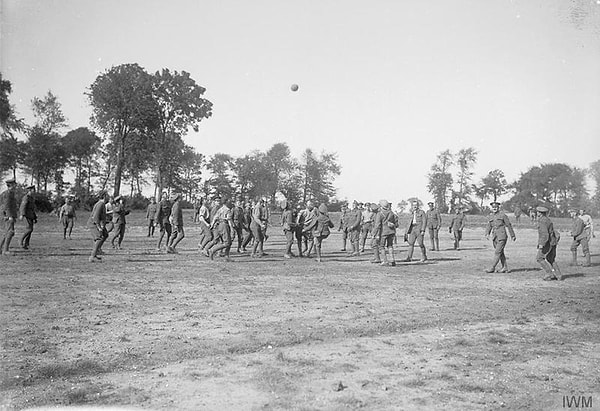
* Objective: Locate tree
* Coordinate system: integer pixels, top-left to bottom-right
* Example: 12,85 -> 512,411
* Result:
232,151 -> 269,199
473,169 -> 508,206
589,159 -> 600,214
264,143 -> 294,203
205,153 -> 236,199
22,126 -> 67,191
31,91 -> 68,134
427,150 -> 453,212
453,147 -> 478,207
0,74 -> 26,180
300,149 -> 341,204
63,127 -> 101,197
88,63 -> 156,196
176,146 -> 204,201
148,68 -> 212,195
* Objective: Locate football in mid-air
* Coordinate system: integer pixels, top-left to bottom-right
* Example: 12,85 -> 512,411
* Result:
290,84 -> 299,92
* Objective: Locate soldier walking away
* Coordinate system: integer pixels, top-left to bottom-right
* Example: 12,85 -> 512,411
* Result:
404,200 -> 427,262
280,200 -> 296,258
59,196 -> 76,239
146,197 -> 157,237
250,197 -> 268,258
373,199 -> 398,266
168,193 -> 185,254
155,192 -> 172,251
0,178 -> 18,256
110,196 -> 130,250
425,201 -> 442,251
535,206 -> 562,281
484,201 -> 516,273
449,207 -> 466,250
569,209 -> 591,267
19,184 -> 37,250
298,201 -> 317,257
87,190 -> 109,262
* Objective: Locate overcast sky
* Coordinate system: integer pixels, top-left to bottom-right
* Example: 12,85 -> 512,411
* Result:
2,0 -> 599,204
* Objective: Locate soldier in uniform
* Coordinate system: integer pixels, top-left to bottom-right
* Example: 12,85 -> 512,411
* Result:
0,178 -> 18,256
298,201 -> 317,257
304,203 -> 334,262
345,200 -> 363,256
250,197 -> 268,257
373,199 -> 398,266
484,201 -> 516,273
369,203 -> 381,263
535,206 -> 562,281
569,209 -> 591,267
110,195 -> 130,250
448,207 -> 466,250
145,197 -> 157,237
404,200 -> 427,262
206,197 -> 235,261
167,193 -> 184,254
280,200 -> 296,258
425,201 -> 442,251
232,198 -> 245,253
19,185 -> 37,250
197,198 -> 213,252
338,204 -> 349,251
578,209 -> 594,245
59,196 -> 76,239
360,202 -> 375,253
240,202 -> 254,252
87,190 -> 109,262
155,191 -> 172,251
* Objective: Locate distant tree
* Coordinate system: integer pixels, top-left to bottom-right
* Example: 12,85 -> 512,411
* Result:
589,159 -> 600,214
453,147 -> 478,207
300,149 -> 340,204
22,126 -> 67,192
176,146 -> 204,201
206,153 -> 236,199
427,150 -> 453,212
264,143 -> 294,203
63,127 -> 101,197
233,151 -> 268,199
121,130 -> 154,197
474,169 -> 508,206
31,91 -> 68,134
88,63 -> 156,196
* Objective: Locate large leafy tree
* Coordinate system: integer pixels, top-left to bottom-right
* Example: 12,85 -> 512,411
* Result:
31,91 -> 68,133
427,150 -> 453,212
453,147 -> 478,207
0,75 -> 25,180
148,69 -> 212,195
205,153 -> 236,199
87,63 -> 156,196
473,169 -> 508,206
300,149 -> 340,204
589,159 -> 600,214
63,127 -> 101,197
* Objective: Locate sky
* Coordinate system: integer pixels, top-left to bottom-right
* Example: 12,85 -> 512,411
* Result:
1,0 -> 600,204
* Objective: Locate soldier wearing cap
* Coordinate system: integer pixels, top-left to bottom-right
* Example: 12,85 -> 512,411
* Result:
578,209 -> 594,245
232,198 -> 245,253
298,201 -> 317,257
168,193 -> 184,254
249,197 -> 268,257
59,196 -> 76,239
155,191 -> 172,251
205,197 -> 235,261
569,209 -> 591,267
280,199 -> 296,258
360,202 -> 375,253
484,201 -> 516,273
303,203 -> 334,262
404,200 -> 428,262
87,190 -> 109,262
448,207 -> 466,250
345,200 -> 363,256
19,184 -> 37,250
198,198 -> 213,252
0,178 -> 18,255
535,206 -> 562,280
373,199 -> 398,266
425,201 -> 442,251
338,203 -> 349,251
110,195 -> 130,250
145,197 -> 157,237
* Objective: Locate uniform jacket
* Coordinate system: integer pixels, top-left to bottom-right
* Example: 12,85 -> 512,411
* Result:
0,189 -> 18,219
155,199 -> 172,225
449,213 -> 466,232
485,211 -> 515,240
307,213 -> 334,238
232,206 -> 244,228
374,208 -> 397,237
170,200 -> 184,226
88,199 -> 107,227
362,210 -> 375,225
537,215 -> 558,247
338,209 -> 348,230
20,193 -> 37,220
112,204 -> 130,225
406,209 -> 427,234
146,203 -> 157,220
281,209 -> 295,231
60,204 -> 76,220
425,209 -> 441,229
571,217 -> 586,240
346,208 -> 362,231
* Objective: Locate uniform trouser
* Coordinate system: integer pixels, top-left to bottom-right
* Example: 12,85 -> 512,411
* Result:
536,243 -> 557,273
63,217 -> 74,238
349,229 -> 360,252
284,230 -> 294,255
250,222 -> 265,255
371,236 -> 381,261
242,228 -> 253,249
90,225 -> 109,257
21,218 -> 35,248
490,237 -> 507,270
209,223 -> 232,256
379,234 -> 395,263
452,229 -> 462,249
1,219 -> 15,253
360,223 -> 372,250
293,227 -> 303,255
199,222 -> 213,249
157,223 -> 172,248
169,224 -> 185,248
341,228 -> 348,249
234,225 -> 244,250
407,230 -> 427,260
111,223 -> 126,247
314,234 -> 328,259
147,219 -> 155,236
427,227 -> 439,250
570,238 -> 590,256
302,230 -> 314,255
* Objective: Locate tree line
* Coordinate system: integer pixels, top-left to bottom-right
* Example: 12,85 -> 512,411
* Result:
0,69 -> 341,208
427,148 -> 600,216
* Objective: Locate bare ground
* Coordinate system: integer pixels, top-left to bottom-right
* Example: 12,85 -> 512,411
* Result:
1,212 -> 599,410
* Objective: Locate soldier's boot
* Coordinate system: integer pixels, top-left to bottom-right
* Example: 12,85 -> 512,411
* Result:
315,245 -> 322,262
582,253 -> 591,267
569,251 -> 578,266
552,262 -> 563,281
420,247 -> 428,262
430,237 -> 435,251
371,245 -> 381,263
380,247 -> 389,266
435,238 -> 440,251
539,260 -> 554,278
405,245 -> 414,262
388,247 -> 396,266
485,255 -> 501,273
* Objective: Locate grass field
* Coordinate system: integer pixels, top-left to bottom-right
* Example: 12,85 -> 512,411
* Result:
1,210 -> 599,410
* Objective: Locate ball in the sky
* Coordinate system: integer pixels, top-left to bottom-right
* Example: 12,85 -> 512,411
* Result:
290,84 -> 299,92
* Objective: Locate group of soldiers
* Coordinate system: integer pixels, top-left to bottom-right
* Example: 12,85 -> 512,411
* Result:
1,177 -> 596,279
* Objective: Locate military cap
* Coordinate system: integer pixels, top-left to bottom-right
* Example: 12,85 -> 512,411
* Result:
536,206 -> 549,213
318,203 -> 328,214
379,199 -> 390,208
490,201 -> 501,206
5,178 -> 16,185
352,200 -> 359,205
427,201 -> 434,205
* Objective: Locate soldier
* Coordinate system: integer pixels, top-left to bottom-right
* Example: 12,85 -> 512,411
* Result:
535,206 -> 562,281
19,185 -> 37,250
369,203 -> 381,263
292,204 -> 303,257
513,204 -> 522,223
360,202 -> 375,253
425,201 -> 442,251
232,198 -> 245,253
448,207 -> 466,250
338,204 -> 349,251
87,190 -> 109,262
0,178 -> 18,256
155,191 -> 172,251
373,199 -> 398,266
346,200 -> 363,256
110,195 -> 130,250
206,197 -> 234,261
298,201 -> 317,257
240,202 -> 253,253
250,197 -> 268,257
146,197 -> 157,237
404,200 -> 427,262
304,203 -> 334,262
578,209 -> 595,244
59,196 -> 76,239
280,200 -> 296,258
168,193 -> 184,254
569,209 -> 590,267
197,198 -> 213,252
484,201 -> 516,273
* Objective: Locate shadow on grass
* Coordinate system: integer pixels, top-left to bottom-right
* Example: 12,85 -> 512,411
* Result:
561,273 -> 585,280
509,267 -> 542,273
